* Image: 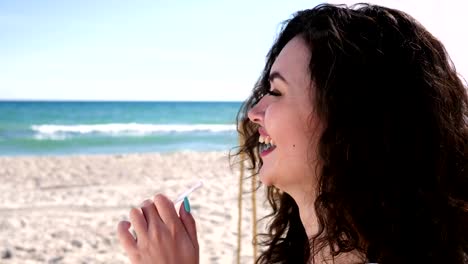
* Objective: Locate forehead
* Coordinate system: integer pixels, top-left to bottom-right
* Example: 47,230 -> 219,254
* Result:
270,36 -> 312,88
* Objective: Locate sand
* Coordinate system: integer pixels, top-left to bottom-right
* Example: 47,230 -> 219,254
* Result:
0,151 -> 270,264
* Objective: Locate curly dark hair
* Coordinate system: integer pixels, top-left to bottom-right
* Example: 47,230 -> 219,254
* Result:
233,3 -> 468,264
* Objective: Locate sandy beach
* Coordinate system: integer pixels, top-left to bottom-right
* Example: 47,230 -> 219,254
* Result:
0,151 -> 269,264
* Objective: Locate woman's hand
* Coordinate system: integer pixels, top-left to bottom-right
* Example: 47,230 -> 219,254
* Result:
117,194 -> 199,264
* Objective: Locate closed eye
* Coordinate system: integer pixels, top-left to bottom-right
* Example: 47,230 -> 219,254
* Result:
267,89 -> 281,96
253,88 -> 281,106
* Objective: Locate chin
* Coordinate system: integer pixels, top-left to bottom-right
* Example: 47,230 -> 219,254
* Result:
260,179 -> 274,187
258,168 -> 275,187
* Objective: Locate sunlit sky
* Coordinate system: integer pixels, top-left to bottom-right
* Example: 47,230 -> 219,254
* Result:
1,0 -> 467,101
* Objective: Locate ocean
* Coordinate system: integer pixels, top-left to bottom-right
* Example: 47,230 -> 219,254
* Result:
0,101 -> 243,156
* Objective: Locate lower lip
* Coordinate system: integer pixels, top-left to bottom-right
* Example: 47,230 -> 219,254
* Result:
260,146 -> 276,157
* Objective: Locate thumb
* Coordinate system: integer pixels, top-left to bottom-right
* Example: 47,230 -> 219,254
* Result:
179,197 -> 199,249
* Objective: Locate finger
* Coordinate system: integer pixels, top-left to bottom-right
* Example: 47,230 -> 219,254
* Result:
153,194 -> 182,227
117,221 -> 138,253
179,197 -> 199,248
140,199 -> 162,231
129,207 -> 148,239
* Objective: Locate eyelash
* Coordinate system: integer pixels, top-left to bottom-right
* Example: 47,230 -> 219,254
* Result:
267,89 -> 281,96
253,88 -> 281,105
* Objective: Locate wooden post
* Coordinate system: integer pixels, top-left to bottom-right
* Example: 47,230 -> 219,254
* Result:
238,132 -> 259,264
237,135 -> 244,264
252,171 -> 258,262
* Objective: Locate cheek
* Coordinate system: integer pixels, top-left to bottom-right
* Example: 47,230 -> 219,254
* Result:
281,120 -> 310,151
284,135 -> 308,157
265,102 -> 313,155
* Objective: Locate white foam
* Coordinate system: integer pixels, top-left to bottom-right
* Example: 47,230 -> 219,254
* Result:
33,133 -> 68,140
31,123 -> 236,136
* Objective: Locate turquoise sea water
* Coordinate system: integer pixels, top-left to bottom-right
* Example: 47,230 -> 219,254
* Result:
0,101 -> 242,156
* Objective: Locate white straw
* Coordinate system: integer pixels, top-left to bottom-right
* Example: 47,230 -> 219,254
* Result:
173,180 -> 204,204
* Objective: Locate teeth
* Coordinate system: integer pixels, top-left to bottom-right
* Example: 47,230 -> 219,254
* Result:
259,135 -> 265,143
258,134 -> 276,147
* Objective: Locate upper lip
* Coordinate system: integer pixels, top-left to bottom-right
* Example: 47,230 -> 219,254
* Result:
258,127 -> 270,137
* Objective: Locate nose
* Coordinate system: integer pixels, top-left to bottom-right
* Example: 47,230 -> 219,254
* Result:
247,96 -> 266,125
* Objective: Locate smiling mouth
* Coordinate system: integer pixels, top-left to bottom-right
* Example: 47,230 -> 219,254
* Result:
259,135 -> 276,156
259,143 -> 276,153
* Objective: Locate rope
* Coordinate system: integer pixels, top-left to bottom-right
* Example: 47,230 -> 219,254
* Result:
251,170 -> 258,261
237,134 -> 259,264
237,137 -> 244,264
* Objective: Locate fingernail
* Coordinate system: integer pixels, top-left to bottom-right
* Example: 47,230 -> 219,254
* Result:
183,196 -> 191,213
122,221 -> 131,228
140,199 -> 152,207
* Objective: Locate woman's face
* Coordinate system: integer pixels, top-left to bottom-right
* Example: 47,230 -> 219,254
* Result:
248,36 -> 322,194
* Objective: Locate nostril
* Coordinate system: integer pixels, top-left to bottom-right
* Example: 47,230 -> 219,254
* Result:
248,109 -> 261,123
248,104 -> 265,123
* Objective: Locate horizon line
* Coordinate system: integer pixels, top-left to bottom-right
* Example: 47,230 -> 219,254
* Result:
0,99 -> 245,103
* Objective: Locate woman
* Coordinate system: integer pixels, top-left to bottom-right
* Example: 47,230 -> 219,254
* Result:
117,3 -> 468,263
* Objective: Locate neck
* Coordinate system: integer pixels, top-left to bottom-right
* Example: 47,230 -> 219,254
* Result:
288,190 -> 368,264
287,189 -> 318,238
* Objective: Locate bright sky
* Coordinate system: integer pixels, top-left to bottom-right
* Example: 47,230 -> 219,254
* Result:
1,0 -> 466,101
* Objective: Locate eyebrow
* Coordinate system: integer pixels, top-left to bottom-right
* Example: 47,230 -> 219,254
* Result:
268,71 -> 289,85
